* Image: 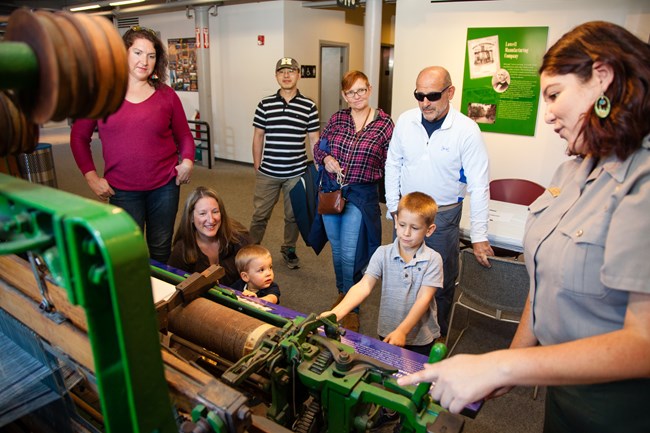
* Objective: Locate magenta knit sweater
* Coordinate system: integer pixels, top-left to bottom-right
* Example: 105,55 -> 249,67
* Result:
70,84 -> 195,191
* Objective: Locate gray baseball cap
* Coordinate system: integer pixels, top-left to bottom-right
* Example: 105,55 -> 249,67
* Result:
275,57 -> 300,71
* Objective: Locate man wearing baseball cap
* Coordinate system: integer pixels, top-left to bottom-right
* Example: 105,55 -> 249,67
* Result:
250,57 -> 320,269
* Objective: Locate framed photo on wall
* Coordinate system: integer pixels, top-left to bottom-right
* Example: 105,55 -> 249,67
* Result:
168,37 -> 198,92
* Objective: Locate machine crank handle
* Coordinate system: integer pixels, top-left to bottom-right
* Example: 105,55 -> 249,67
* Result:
318,312 -> 345,339
411,342 -> 447,410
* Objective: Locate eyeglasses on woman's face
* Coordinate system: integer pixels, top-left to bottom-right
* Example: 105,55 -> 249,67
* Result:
344,88 -> 368,98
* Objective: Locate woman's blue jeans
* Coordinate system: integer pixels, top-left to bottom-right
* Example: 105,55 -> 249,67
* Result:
322,202 -> 362,297
110,178 -> 180,263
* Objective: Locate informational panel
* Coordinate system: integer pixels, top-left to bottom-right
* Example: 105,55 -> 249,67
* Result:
168,37 -> 198,92
460,27 -> 548,136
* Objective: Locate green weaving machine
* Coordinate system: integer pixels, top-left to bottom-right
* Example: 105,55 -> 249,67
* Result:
0,173 -> 464,433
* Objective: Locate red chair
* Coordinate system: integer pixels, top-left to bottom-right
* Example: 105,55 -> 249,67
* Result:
489,178 -> 545,206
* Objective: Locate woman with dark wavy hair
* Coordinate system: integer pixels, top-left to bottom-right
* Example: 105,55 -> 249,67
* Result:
168,186 -> 251,286
398,21 -> 650,432
122,25 -> 169,87
71,26 -> 194,263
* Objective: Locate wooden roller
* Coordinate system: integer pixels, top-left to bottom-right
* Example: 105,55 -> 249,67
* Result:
167,298 -> 279,363
19,98 -> 39,154
0,92 -> 14,157
55,12 -> 95,118
92,14 -> 128,116
4,8 -> 59,125
0,90 -> 39,157
2,9 -> 129,136
34,11 -> 74,122
71,12 -> 116,120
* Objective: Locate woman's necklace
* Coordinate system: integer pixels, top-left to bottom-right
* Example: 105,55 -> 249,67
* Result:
354,107 -> 372,134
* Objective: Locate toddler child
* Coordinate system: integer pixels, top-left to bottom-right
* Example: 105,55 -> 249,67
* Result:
232,244 -> 281,304
321,191 -> 443,355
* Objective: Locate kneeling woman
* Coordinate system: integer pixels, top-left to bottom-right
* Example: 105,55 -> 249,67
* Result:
168,186 -> 251,286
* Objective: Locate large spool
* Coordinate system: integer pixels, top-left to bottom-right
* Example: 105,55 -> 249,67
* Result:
1,9 -> 128,156
168,298 -> 278,362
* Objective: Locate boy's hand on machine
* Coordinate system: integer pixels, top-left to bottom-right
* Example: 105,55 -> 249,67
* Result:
384,330 -> 406,347
318,310 -> 336,320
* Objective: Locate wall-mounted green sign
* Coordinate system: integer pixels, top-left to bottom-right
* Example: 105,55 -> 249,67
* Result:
461,27 -> 548,136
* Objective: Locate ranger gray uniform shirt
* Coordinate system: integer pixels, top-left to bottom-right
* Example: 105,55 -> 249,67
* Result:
524,136 -> 650,345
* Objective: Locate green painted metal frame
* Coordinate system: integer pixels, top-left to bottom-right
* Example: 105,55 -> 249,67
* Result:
0,42 -> 39,90
296,338 -> 449,433
0,173 -> 177,433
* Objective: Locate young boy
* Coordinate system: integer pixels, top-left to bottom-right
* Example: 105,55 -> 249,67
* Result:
321,192 -> 443,355
231,244 -> 281,304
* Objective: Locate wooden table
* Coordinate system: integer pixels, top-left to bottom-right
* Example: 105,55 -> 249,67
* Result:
460,199 -> 529,253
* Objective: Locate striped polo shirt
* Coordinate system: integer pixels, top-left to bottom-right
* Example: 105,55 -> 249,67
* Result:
253,90 -> 320,179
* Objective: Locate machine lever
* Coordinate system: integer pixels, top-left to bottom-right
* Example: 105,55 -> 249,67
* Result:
28,251 -> 54,312
411,342 -> 447,410
318,313 -> 345,339
26,251 -> 65,323
309,335 -> 397,375
157,265 -> 225,330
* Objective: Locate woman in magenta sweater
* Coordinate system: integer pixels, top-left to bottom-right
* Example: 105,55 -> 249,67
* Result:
70,26 -> 195,263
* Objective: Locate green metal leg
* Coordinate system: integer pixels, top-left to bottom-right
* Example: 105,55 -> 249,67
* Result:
0,174 -> 178,433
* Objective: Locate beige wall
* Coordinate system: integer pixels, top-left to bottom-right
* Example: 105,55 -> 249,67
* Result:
283,1 -> 365,110
211,2 -> 284,162
392,0 -> 650,186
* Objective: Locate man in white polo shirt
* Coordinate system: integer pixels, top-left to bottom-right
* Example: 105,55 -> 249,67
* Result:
385,66 -> 493,338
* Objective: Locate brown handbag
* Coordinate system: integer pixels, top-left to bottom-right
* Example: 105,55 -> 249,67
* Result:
318,189 -> 345,214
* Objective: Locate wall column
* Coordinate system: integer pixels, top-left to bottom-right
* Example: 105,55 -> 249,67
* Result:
363,0 -> 382,108
192,5 -> 214,154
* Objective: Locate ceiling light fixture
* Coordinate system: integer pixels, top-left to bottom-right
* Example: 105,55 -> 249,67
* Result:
109,0 -> 146,6
70,4 -> 101,11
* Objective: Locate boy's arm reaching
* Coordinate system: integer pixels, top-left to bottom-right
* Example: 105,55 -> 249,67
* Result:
384,285 -> 436,347
320,274 -> 378,321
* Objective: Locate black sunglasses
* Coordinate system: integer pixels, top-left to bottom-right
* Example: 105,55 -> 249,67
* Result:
414,85 -> 451,102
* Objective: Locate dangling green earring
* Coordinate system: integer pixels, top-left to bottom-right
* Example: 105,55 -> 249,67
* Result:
594,94 -> 611,118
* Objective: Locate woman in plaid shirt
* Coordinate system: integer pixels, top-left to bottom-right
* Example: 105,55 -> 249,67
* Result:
313,70 -> 394,332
